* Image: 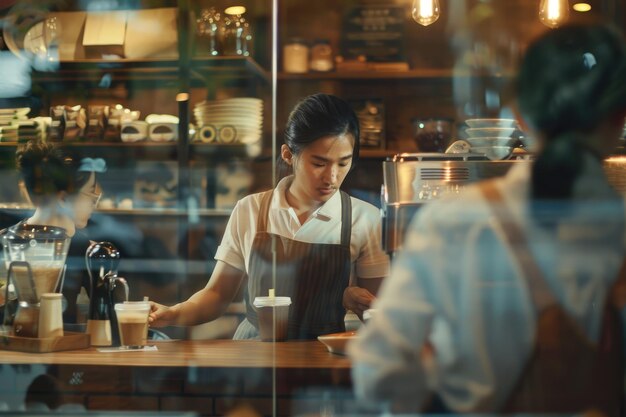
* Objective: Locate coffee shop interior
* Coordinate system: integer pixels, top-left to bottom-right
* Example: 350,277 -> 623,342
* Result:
0,0 -> 625,415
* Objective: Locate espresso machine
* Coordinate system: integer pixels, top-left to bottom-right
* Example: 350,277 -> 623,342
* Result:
381,153 -> 529,255
1,224 -> 70,337
85,241 -> 128,346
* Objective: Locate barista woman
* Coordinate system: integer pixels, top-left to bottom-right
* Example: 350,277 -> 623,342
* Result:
150,93 -> 389,339
12,140 -> 105,322
349,23 -> 626,415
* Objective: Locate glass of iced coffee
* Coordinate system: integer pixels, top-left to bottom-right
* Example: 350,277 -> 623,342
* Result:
114,301 -> 150,349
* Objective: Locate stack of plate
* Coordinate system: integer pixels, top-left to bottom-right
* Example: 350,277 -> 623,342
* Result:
0,108 -> 30,142
463,118 -> 519,160
193,98 -> 263,145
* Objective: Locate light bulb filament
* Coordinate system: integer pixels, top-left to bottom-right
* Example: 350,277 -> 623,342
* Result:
412,0 -> 441,26
539,0 -> 570,28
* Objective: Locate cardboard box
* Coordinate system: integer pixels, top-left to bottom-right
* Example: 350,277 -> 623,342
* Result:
44,8 -> 178,60
48,11 -> 86,60
124,8 -> 178,59
82,10 -> 127,58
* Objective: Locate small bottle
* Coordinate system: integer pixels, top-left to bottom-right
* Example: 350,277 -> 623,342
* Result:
310,39 -> 333,72
39,293 -> 63,338
283,38 -> 309,73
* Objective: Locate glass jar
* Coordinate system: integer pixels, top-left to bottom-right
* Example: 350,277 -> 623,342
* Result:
283,38 -> 309,73
310,39 -> 333,72
221,6 -> 252,56
197,7 -> 222,56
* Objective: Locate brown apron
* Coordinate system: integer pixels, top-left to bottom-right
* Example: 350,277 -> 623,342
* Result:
235,190 -> 352,340
482,180 -> 625,416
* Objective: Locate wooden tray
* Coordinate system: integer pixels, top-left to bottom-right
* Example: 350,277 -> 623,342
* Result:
0,331 -> 90,353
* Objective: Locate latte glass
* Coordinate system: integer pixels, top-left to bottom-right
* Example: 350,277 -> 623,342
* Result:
114,301 -> 150,349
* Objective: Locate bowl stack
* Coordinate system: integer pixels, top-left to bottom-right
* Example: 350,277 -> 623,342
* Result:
0,108 -> 30,142
194,98 -> 263,145
463,118 -> 519,160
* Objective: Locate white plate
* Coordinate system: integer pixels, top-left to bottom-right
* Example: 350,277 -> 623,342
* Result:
194,104 -> 263,112
465,118 -> 517,128
465,127 -> 516,138
0,107 -> 30,117
466,137 -> 516,147
317,331 -> 357,355
196,98 -> 262,106
196,119 -> 262,128
471,145 -> 513,160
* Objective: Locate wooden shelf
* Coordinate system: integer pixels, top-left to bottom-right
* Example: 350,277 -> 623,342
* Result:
32,56 -> 268,83
360,149 -> 400,159
0,141 -> 262,158
97,208 -> 231,216
0,206 -> 232,217
278,68 -> 514,81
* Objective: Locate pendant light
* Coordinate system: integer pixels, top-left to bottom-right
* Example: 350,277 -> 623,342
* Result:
539,0 -> 570,28
412,0 -> 440,26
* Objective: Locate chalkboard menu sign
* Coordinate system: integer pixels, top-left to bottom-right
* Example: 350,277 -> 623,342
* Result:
341,5 -> 406,62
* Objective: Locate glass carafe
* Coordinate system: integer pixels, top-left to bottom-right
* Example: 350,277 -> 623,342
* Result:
2,224 -> 70,337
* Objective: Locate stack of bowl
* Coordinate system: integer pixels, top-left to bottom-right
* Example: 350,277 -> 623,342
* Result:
463,118 -> 519,160
194,98 -> 263,145
0,108 -> 30,142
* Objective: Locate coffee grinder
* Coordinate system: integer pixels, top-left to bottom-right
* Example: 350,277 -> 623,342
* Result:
85,241 -> 128,346
1,224 -> 70,337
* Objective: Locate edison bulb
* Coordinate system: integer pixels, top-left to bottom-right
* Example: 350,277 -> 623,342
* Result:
412,0 -> 440,26
539,0 -> 570,28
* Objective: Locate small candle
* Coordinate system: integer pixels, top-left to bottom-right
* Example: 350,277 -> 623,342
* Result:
268,289 -> 275,298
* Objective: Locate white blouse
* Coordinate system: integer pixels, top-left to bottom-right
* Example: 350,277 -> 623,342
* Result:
215,175 -> 390,282
349,157 -> 626,412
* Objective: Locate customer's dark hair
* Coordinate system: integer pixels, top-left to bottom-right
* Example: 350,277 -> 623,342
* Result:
282,93 -> 360,174
517,24 -> 626,210
16,140 -> 90,204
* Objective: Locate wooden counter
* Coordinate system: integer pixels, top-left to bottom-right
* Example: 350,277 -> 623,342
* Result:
0,339 -> 351,369
0,340 -> 354,417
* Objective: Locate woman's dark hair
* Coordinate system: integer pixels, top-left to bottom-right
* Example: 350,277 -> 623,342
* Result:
517,24 -> 626,213
282,93 -> 360,175
16,140 -> 90,204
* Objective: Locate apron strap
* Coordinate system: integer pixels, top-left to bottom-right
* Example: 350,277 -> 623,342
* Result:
256,190 -> 274,233
480,180 -> 556,311
340,191 -> 352,248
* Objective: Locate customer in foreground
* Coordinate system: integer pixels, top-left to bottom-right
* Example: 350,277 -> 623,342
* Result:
349,23 -> 626,415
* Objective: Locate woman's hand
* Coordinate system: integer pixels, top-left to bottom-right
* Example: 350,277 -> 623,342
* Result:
149,301 -> 178,327
343,286 -> 376,321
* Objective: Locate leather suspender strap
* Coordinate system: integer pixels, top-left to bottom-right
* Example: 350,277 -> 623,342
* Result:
480,180 -> 557,311
339,191 -> 352,248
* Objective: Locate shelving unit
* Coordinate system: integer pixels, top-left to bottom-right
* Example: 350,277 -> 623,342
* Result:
0,206 -> 232,217
277,68 -> 514,81
32,56 -> 269,84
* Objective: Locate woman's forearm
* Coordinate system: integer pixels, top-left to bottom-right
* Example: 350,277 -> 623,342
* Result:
171,261 -> 246,326
171,288 -> 231,326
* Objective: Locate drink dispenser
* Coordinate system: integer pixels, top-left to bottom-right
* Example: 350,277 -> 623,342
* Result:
85,241 -> 128,346
1,224 -> 70,337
